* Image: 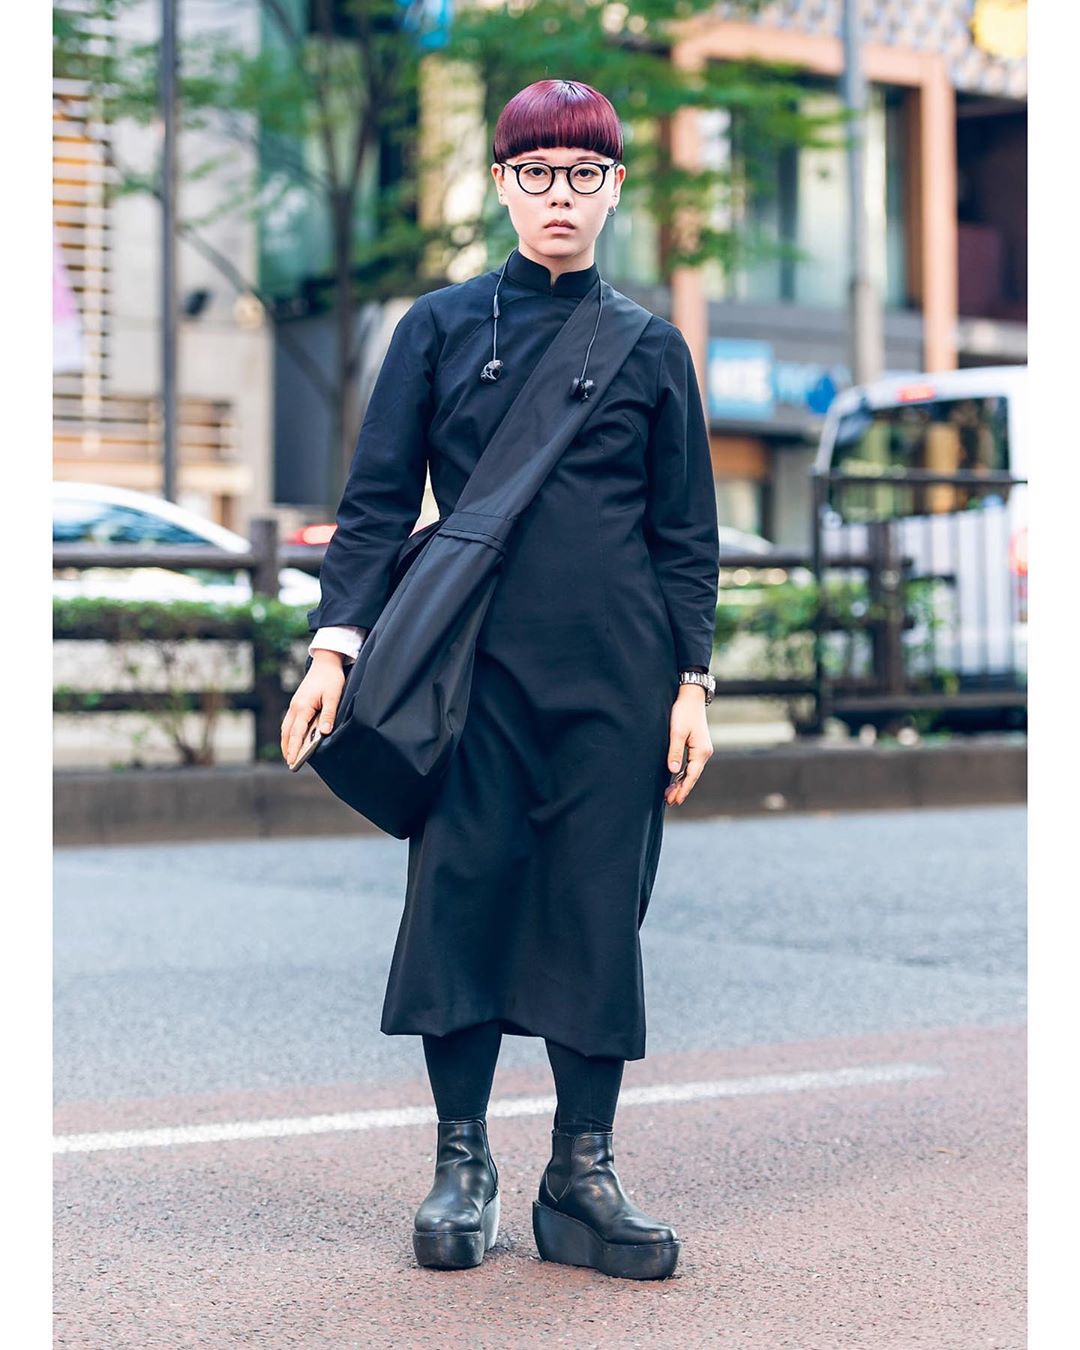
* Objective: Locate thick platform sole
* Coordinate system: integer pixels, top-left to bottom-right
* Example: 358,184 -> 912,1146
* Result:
412,1190 -> 500,1270
532,1200 -> 680,1281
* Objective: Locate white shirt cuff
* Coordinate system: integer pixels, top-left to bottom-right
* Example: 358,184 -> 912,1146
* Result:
308,625 -> 369,663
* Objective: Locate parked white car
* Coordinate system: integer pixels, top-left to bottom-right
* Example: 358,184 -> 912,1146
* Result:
717,526 -> 774,558
54,483 -> 782,612
52,482 -> 322,607
814,365 -> 1027,680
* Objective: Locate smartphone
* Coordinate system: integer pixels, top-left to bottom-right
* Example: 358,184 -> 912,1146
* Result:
288,719 -> 324,772
668,743 -> 689,787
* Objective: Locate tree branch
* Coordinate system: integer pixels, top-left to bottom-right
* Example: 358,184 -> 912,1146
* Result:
100,133 -> 335,403
309,0 -> 343,190
221,110 -> 335,195
259,0 -> 305,52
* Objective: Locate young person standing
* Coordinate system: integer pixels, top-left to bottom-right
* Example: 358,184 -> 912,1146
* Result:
282,79 -> 719,1281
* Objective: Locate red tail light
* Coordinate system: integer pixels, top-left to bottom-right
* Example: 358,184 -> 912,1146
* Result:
1009,527 -> 1027,577
291,523 -> 337,546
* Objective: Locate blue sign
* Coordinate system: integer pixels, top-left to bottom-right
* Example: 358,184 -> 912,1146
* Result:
707,339 -> 775,420
773,359 -> 849,414
708,338 -> 852,421
402,0 -> 452,49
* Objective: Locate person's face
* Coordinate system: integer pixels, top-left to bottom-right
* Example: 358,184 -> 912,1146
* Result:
491,145 -> 624,266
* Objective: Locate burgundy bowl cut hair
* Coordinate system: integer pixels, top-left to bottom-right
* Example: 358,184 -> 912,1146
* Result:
493,80 -> 623,164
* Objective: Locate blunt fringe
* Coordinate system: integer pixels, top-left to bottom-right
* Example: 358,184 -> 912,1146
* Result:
492,80 -> 623,164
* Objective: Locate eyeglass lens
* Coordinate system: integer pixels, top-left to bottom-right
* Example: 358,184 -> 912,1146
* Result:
512,162 -> 609,194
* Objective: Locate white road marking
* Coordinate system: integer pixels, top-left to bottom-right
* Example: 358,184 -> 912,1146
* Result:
54,1061 -> 945,1156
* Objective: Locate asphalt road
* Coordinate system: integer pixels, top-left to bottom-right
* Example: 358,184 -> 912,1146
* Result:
54,805 -> 1026,1348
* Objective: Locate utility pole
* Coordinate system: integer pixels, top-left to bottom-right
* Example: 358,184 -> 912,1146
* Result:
160,0 -> 179,501
841,0 -> 883,386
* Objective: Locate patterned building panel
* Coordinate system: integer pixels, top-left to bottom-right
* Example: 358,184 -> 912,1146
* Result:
712,1 -> 1027,98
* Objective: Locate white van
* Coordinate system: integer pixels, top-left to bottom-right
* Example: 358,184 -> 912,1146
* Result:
813,366 -> 1027,701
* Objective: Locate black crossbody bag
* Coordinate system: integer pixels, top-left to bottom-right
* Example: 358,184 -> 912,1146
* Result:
302,281 -> 652,838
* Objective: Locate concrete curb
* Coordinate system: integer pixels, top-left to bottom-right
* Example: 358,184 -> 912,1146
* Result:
54,738 -> 1026,847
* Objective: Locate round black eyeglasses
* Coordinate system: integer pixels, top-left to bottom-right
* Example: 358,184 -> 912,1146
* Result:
498,160 -> 619,195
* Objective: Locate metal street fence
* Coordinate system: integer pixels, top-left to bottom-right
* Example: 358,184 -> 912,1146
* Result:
55,473 -> 1028,764
53,519 -> 312,762
805,466 -> 1027,734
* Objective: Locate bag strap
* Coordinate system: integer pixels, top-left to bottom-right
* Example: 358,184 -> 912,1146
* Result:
441,280 -> 652,543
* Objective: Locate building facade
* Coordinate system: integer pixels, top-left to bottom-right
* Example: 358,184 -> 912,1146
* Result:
665,0 -> 1027,548
54,1 -> 1026,549
53,0 -> 270,532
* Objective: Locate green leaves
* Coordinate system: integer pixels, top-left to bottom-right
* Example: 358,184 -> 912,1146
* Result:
53,593 -> 309,649
53,596 -> 315,767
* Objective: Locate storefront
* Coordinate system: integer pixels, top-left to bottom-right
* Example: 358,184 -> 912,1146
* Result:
667,1 -> 1026,548
705,304 -> 924,550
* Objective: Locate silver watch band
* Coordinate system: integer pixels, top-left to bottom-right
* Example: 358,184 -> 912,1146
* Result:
677,669 -> 715,704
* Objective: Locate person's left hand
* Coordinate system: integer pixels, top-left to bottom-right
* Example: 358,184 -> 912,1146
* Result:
664,685 -> 714,806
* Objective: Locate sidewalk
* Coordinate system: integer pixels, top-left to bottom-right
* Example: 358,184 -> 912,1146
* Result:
54,733 -> 1026,847
52,698 -> 800,771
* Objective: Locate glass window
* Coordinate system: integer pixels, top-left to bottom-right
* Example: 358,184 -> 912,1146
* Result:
258,8 -> 388,300
94,506 -> 211,547
830,395 -> 1011,518
53,500 -> 244,589
702,81 -> 907,309
596,118 -> 661,287
790,88 -> 847,307
53,500 -> 109,544
54,501 -> 213,547
714,478 -> 765,537
883,88 -> 908,309
834,396 -> 1009,475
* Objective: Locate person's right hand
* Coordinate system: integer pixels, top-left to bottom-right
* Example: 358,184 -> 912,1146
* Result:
281,652 -> 347,767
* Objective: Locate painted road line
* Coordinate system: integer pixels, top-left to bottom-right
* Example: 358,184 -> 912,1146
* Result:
54,1060 -> 945,1156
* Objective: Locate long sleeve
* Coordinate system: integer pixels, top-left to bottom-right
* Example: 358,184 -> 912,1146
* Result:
308,624 -> 369,665
307,294 -> 439,634
643,325 -> 721,671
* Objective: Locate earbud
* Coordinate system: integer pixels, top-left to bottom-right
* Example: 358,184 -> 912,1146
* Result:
480,254 -> 513,385
570,281 -> 603,399
482,250 -> 605,399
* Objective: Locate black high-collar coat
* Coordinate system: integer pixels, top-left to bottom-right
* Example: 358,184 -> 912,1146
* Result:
309,246 -> 719,1060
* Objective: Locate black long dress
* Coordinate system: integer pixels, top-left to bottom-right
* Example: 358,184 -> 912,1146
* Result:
308,247 -> 719,1061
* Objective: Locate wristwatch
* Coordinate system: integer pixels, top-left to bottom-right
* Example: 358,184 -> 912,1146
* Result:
678,670 -> 716,705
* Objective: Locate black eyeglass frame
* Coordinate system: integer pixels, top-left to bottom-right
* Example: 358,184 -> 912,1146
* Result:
497,159 -> 621,195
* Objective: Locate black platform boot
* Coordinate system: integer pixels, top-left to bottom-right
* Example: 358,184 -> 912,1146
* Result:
413,1117 -> 500,1269
532,1129 -> 680,1280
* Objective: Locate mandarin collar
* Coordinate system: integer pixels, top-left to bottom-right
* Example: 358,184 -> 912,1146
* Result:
504,246 -> 599,297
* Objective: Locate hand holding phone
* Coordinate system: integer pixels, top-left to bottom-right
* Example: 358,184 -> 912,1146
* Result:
668,742 -> 689,787
288,718 -> 324,772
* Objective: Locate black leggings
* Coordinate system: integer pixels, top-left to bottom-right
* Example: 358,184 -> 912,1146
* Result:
422,1020 -> 625,1135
